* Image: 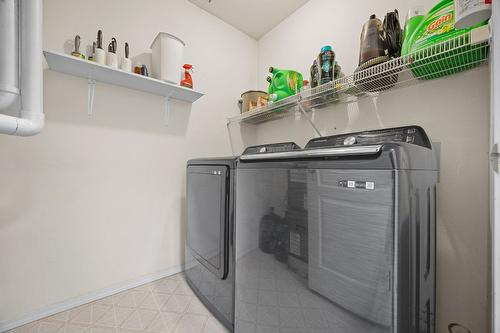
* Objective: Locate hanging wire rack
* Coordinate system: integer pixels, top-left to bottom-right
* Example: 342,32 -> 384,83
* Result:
227,25 -> 490,125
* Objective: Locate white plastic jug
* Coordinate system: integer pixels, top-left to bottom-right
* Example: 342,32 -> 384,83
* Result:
150,32 -> 185,84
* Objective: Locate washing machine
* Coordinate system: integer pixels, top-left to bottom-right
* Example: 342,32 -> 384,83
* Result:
234,126 -> 438,333
185,157 -> 237,331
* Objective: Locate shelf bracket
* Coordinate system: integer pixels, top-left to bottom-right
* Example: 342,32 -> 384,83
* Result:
164,94 -> 172,126
87,79 -> 96,116
297,99 -> 323,137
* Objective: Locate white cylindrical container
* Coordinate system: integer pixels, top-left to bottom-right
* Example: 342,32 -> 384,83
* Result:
454,0 -> 492,29
150,32 -> 185,84
106,52 -> 118,68
95,48 -> 106,65
120,58 -> 132,72
0,0 -> 20,110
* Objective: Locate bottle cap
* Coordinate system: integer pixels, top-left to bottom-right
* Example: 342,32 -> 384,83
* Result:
321,45 -> 332,53
406,6 -> 424,20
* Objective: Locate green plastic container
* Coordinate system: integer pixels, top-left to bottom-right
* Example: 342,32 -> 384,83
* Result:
267,67 -> 303,102
401,0 -> 488,80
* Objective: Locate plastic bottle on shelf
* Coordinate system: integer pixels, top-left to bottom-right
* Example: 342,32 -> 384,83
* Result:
310,60 -> 319,88
334,61 -> 342,80
403,6 -> 424,45
180,64 -> 193,88
318,45 -> 335,85
358,14 -> 386,67
267,67 -> 303,102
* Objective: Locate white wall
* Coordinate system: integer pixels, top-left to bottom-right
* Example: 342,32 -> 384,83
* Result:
0,0 -> 491,331
243,0 -> 490,332
0,0 -> 257,327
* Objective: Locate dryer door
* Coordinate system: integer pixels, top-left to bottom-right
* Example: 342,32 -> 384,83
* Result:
187,165 -> 229,279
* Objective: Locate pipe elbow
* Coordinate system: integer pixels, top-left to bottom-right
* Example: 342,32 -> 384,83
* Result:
15,111 -> 45,136
0,0 -> 43,137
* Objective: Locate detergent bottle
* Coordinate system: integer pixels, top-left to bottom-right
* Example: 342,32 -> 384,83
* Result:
403,6 -> 424,45
267,67 -> 303,102
318,45 -> 335,85
180,64 -> 193,88
401,0 -> 489,79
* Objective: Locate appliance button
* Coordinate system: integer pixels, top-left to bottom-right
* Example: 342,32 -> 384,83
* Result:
343,136 -> 357,146
406,135 -> 414,143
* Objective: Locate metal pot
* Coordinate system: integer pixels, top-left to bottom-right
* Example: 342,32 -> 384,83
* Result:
239,90 -> 267,113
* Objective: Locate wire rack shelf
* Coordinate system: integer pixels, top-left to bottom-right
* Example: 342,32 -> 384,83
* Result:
228,25 -> 490,125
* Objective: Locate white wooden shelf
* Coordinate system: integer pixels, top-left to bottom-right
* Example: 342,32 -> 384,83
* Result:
44,50 -> 204,119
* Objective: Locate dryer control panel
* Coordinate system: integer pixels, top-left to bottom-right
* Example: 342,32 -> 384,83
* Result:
305,126 -> 431,149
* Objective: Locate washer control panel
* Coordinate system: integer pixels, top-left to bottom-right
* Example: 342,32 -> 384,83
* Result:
305,126 -> 431,149
343,136 -> 357,146
243,142 -> 301,155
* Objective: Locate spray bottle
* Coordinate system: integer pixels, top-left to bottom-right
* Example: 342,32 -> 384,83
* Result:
181,64 -> 193,89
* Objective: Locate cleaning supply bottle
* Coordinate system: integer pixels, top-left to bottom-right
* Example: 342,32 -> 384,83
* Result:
267,67 -> 303,102
334,61 -> 342,80
401,0 -> 489,79
318,45 -> 335,85
402,0 -> 489,53
403,6 -> 424,46
358,14 -> 386,67
180,64 -> 193,89
310,60 -> 319,88
267,76 -> 291,102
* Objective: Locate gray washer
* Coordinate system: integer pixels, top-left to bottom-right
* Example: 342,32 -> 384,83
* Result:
235,126 -> 437,333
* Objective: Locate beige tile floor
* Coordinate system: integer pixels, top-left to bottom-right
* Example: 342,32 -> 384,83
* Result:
7,273 -> 229,333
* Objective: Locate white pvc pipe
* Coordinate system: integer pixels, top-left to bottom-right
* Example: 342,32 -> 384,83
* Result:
0,0 -> 44,136
0,0 -> 19,110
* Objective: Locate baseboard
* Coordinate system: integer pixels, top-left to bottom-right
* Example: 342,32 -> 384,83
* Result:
0,265 -> 183,333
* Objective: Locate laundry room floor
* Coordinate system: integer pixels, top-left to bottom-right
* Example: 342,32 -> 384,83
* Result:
7,273 -> 228,333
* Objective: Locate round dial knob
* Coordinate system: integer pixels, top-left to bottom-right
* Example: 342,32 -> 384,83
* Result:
343,136 -> 357,146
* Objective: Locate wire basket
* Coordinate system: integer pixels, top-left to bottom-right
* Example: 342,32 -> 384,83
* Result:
408,29 -> 489,80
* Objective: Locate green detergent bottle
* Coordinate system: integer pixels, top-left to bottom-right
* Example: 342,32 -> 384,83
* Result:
401,0 -> 488,80
403,6 -> 425,46
267,67 -> 303,102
